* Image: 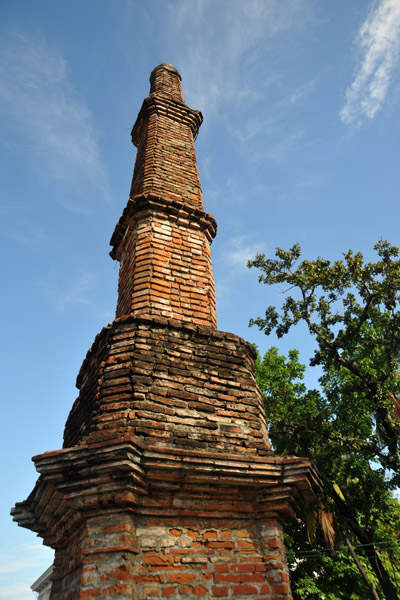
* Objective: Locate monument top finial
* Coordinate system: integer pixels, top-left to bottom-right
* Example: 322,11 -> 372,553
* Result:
149,63 -> 184,102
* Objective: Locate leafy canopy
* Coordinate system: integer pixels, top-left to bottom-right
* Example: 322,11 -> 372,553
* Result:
249,241 -> 400,599
249,240 -> 400,483
254,345 -> 400,600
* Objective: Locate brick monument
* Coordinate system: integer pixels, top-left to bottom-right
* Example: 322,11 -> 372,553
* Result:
13,64 -> 320,599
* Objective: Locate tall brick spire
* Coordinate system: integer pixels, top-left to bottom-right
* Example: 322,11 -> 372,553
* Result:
12,65 -> 320,600
130,63 -> 203,207
111,63 -> 217,327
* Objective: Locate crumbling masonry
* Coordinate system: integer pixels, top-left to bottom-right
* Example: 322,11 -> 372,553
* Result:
13,64 -> 320,600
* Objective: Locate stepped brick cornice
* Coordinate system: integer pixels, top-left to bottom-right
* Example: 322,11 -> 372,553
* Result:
12,64 -> 321,600
13,440 -> 321,548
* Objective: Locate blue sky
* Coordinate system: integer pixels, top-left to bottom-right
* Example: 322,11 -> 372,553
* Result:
1,1 -> 400,597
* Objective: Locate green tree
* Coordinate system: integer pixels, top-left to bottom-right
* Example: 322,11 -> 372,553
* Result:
249,240 -> 400,600
255,345 -> 400,600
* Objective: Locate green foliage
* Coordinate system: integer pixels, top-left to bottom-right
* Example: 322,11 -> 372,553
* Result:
285,521 -> 378,600
250,240 -> 400,599
249,240 -> 400,483
254,346 -> 332,462
254,345 -> 400,599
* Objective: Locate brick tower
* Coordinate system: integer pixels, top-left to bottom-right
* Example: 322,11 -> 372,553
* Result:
13,64 -> 319,600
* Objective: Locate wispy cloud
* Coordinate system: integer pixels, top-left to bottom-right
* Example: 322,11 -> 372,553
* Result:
0,32 -> 111,212
0,209 -> 46,248
0,549 -> 48,575
40,272 -> 97,312
168,0 -> 313,119
221,235 -> 267,270
232,80 -> 314,146
162,0 -> 315,168
214,234 -> 267,304
0,541 -> 53,600
39,270 -> 115,321
0,582 -> 35,600
340,0 -> 400,127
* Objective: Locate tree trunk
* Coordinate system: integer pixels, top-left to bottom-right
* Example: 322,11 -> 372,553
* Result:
332,490 -> 399,600
345,537 -> 381,600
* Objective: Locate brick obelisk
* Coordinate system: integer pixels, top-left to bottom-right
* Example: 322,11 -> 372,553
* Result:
13,64 -> 320,600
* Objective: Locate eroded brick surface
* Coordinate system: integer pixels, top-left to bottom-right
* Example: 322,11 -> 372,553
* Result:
50,513 -> 138,600
47,496 -> 293,600
63,316 -> 270,453
131,514 -> 289,600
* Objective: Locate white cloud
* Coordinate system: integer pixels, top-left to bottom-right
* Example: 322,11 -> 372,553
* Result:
340,0 -> 400,127
0,542 -> 53,600
0,32 -> 111,211
41,272 -> 97,312
220,235 -> 267,271
0,582 -> 34,600
168,0 -> 313,119
213,234 -> 267,306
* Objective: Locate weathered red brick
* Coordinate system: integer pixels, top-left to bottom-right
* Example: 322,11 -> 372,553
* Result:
162,585 -> 177,597
232,583 -> 259,595
214,563 -> 229,573
212,586 -> 229,597
179,584 -> 193,594
214,573 -> 241,584
204,530 -> 217,539
168,572 -> 196,584
194,585 -> 208,595
272,583 -> 290,594
169,528 -> 182,537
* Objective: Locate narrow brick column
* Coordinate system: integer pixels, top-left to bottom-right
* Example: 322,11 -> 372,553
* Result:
12,65 -> 321,600
112,63 -> 217,327
130,64 -> 202,207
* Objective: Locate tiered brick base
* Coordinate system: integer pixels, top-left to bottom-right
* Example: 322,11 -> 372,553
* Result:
15,435 -> 318,600
13,316 -> 320,600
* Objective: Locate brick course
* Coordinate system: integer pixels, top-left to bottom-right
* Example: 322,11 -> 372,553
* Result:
12,64 -> 321,599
